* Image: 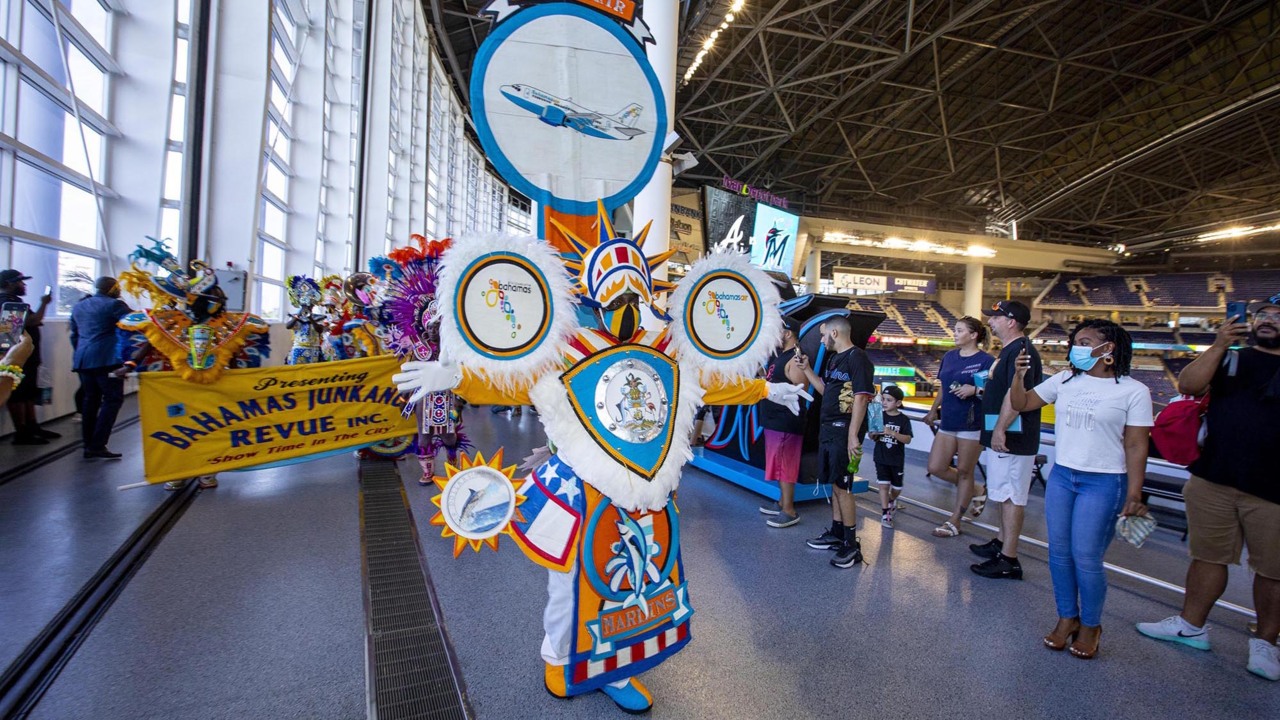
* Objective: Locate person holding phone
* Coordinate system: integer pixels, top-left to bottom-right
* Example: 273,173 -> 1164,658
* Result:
971,300 -> 1042,580
1137,293 -> 1280,681
0,269 -> 58,444
1008,319 -> 1152,659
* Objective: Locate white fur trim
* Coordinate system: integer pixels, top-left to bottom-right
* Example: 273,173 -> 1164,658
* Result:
666,251 -> 783,382
528,367 -> 704,513
436,233 -> 578,391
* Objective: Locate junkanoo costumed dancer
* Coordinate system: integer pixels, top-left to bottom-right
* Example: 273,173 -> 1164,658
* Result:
115,240 -> 270,488
393,203 -> 809,713
375,235 -> 471,482
284,275 -> 327,365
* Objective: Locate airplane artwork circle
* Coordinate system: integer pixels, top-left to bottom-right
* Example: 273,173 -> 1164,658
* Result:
470,3 -> 667,214
439,465 -> 518,542
455,252 -> 554,359
683,270 -> 763,360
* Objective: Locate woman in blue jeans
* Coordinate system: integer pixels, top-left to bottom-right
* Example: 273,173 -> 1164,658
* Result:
1009,319 -> 1152,659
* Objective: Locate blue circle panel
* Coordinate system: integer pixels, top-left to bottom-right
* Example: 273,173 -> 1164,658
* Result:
470,3 -> 668,215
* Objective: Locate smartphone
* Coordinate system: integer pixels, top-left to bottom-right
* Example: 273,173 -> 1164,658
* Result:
42,284 -> 52,298
0,302 -> 30,350
1226,301 -> 1248,323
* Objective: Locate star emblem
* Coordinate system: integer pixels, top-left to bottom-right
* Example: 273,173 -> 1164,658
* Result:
554,476 -> 581,505
540,460 -> 560,484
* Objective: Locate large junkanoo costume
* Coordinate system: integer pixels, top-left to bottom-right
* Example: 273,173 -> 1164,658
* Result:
393,204 -> 807,713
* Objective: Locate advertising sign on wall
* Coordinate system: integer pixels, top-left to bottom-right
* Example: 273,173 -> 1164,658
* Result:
832,268 -> 936,295
749,204 -> 799,274
702,185 -> 756,255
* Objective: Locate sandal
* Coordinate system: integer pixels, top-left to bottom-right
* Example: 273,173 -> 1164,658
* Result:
932,521 -> 960,537
1043,618 -> 1080,651
1069,626 -> 1102,659
967,488 -> 988,518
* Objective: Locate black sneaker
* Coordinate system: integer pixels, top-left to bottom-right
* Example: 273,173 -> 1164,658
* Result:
12,434 -> 49,445
969,537 -> 1003,559
35,427 -> 62,439
831,541 -> 863,568
970,555 -> 1022,580
806,530 -> 843,550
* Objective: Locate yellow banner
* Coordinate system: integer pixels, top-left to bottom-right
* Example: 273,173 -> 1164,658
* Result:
139,355 -> 415,483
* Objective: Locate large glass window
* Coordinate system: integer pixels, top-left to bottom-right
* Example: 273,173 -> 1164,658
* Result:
253,0 -> 305,319
0,0 -> 117,314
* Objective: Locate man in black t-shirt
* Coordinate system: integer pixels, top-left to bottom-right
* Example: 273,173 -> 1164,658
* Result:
970,300 -> 1042,580
1137,293 -> 1280,681
758,317 -> 808,528
793,314 -> 875,568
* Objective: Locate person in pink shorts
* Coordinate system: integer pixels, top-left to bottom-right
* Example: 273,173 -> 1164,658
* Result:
758,317 -> 809,527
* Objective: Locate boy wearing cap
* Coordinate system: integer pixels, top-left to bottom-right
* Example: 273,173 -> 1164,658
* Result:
971,300 -> 1042,580
0,269 -> 57,445
758,316 -> 808,527
1137,291 -> 1280,681
871,385 -> 913,528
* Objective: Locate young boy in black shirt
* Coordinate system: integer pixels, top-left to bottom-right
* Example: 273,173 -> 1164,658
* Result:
872,385 -> 913,528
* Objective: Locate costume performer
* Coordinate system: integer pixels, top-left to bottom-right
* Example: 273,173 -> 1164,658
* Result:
375,235 -> 471,481
320,275 -> 352,362
285,275 -> 327,365
115,243 -> 269,488
393,205 -> 809,713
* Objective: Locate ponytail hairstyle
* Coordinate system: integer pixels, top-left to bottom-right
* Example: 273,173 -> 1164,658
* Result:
957,316 -> 988,347
1065,318 -> 1132,383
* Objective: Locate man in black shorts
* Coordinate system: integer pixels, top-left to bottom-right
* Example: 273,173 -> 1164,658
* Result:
793,315 -> 875,568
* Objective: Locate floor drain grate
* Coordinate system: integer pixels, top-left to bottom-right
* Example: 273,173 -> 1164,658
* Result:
360,460 -> 469,720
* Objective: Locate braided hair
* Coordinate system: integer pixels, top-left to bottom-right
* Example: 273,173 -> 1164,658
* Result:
956,316 -> 988,347
1066,318 -> 1132,383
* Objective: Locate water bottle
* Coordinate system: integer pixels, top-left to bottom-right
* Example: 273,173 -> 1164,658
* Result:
846,452 -> 861,476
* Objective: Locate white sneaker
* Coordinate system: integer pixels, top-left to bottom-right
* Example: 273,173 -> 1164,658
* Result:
1135,615 -> 1211,651
1247,638 -> 1280,681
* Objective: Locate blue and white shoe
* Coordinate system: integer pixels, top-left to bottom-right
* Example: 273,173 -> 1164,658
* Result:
1135,615 -> 1211,651
600,677 -> 653,714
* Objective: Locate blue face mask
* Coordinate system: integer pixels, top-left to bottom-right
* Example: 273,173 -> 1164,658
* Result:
1069,344 -> 1110,371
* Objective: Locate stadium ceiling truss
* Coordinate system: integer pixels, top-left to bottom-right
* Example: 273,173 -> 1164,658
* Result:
428,1 -> 1280,260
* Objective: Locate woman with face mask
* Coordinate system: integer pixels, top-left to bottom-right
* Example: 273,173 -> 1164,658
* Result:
1008,319 -> 1153,659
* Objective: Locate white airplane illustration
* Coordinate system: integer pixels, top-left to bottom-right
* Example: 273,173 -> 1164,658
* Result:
500,84 -> 646,140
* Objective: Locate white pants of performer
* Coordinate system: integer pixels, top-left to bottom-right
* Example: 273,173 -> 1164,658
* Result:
541,569 -> 629,690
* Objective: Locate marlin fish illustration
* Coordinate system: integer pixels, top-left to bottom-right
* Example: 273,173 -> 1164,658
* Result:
605,515 -> 662,616
459,487 -> 487,524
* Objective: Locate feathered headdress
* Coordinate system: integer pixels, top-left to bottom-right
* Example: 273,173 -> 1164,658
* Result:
286,275 -> 323,308
552,201 -> 676,319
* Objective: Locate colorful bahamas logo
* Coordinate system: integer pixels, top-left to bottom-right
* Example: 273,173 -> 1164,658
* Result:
483,279 -> 522,339
702,290 -> 744,339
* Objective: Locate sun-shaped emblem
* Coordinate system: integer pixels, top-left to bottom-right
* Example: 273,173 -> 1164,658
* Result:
429,450 -> 527,557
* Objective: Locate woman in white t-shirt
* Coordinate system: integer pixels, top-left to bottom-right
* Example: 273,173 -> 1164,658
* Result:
1009,319 -> 1152,660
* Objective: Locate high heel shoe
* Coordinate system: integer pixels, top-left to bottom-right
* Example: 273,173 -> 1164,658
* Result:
1069,625 -> 1102,659
1043,618 -> 1080,651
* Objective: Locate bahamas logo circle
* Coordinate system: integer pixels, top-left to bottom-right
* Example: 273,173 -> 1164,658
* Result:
684,271 -> 762,360
456,252 -> 552,359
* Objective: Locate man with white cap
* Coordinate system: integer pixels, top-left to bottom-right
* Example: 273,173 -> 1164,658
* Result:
1137,291 -> 1280,681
